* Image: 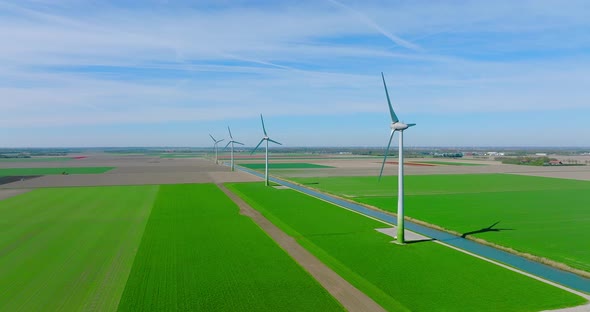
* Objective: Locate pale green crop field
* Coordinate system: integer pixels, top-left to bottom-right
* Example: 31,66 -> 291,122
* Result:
0,185 -> 158,311
0,184 -> 342,311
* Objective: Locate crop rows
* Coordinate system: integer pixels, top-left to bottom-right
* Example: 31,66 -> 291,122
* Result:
117,183 -> 342,311
0,185 -> 158,311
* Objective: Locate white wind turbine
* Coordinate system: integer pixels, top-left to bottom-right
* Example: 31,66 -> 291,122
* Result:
251,114 -> 282,186
379,72 -> 416,245
223,126 -> 244,171
209,134 -> 224,164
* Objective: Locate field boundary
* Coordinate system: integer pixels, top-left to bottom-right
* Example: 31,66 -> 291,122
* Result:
218,183 -> 387,312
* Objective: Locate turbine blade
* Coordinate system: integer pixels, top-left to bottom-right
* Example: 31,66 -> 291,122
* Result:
209,134 -> 216,142
268,138 -> 282,145
223,141 -> 231,150
260,114 -> 268,136
381,72 -> 399,123
251,139 -> 265,154
407,123 -> 416,128
379,130 -> 396,181
217,139 -> 224,143
227,126 -> 233,139
234,141 -> 245,146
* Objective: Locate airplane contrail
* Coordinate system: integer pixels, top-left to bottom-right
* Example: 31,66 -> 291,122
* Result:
326,0 -> 423,52
223,53 -> 295,71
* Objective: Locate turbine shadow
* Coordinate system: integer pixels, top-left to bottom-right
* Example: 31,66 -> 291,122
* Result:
461,221 -> 515,238
404,238 -> 436,244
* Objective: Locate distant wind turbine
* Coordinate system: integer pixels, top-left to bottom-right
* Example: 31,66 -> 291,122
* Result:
223,126 -> 244,171
209,134 -> 224,164
378,72 -> 416,245
251,114 -> 282,186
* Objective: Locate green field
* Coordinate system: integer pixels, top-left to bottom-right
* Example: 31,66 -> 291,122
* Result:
290,174 -> 590,272
0,167 -> 114,176
0,184 -> 342,311
118,184 -> 342,311
240,163 -> 334,169
228,182 -> 585,311
0,185 -> 158,311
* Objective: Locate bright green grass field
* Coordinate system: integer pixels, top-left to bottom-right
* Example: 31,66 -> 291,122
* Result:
291,174 -> 590,272
0,167 -> 114,176
240,162 -> 334,169
228,182 -> 586,311
117,184 -> 343,312
0,185 -> 159,311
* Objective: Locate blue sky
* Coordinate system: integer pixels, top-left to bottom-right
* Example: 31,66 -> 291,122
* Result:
1,0 -> 589,147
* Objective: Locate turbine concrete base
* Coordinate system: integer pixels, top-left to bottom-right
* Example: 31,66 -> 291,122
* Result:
376,227 -> 431,244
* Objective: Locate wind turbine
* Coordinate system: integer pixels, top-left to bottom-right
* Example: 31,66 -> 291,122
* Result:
209,134 -> 224,164
378,72 -> 416,245
251,114 -> 282,186
223,126 -> 244,171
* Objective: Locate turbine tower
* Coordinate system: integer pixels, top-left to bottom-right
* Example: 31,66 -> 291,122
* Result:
378,72 -> 416,245
251,114 -> 282,186
209,134 -> 224,164
223,126 -> 244,171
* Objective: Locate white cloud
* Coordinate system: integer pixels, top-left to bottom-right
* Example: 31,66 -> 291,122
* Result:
0,0 -> 589,147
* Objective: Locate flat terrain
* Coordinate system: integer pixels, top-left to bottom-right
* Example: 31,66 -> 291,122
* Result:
254,157 -> 590,181
240,162 -> 334,169
0,183 -> 344,311
218,184 -> 386,312
0,156 -> 259,188
2,152 -> 589,312
0,166 -> 114,176
416,160 -> 484,166
119,184 -> 342,311
0,185 -> 158,311
290,174 -> 590,272
228,182 -> 586,311
0,157 -> 73,162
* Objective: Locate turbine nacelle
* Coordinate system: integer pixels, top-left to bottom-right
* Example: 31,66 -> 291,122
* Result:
391,122 -> 408,131
390,122 -> 416,131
